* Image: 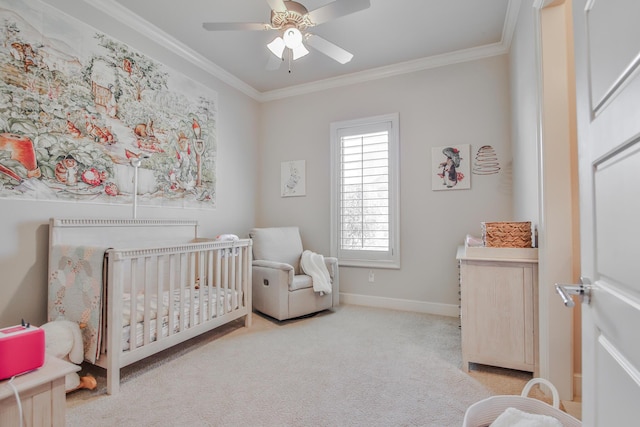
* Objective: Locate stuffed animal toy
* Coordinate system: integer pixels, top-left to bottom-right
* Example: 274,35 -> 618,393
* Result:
215,233 -> 239,241
40,320 -> 97,392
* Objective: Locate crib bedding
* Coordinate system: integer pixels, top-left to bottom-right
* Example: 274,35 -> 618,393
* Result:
48,244 -> 107,363
121,287 -> 239,351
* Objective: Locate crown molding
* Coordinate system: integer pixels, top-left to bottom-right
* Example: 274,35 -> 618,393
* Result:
260,42 -> 508,102
81,0 -> 519,103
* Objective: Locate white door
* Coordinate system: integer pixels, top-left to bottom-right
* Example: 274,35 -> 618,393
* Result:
572,0 -> 640,424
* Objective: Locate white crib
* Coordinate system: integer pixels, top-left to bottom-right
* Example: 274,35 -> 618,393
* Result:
47,218 -> 252,395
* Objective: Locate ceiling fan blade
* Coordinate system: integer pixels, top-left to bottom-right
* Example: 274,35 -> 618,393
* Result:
307,0 -> 370,26
266,0 -> 287,13
202,22 -> 269,31
306,34 -> 353,64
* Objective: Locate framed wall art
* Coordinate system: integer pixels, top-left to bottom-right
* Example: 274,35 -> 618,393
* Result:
432,144 -> 471,190
281,160 -> 305,197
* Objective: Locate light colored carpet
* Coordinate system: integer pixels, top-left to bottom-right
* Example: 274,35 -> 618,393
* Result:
66,305 -> 536,426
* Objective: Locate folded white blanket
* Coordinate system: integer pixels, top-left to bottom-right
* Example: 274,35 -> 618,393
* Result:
300,250 -> 332,295
491,407 -> 563,427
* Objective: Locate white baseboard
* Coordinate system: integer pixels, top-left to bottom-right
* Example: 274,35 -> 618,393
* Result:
339,293 -> 459,317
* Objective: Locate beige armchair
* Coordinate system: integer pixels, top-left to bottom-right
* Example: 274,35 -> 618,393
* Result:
249,227 -> 339,321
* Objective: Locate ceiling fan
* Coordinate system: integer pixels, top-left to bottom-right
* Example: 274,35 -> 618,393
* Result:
202,0 -> 370,69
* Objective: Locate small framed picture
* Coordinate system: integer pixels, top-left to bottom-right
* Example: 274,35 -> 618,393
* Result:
432,144 -> 471,190
281,160 -> 306,197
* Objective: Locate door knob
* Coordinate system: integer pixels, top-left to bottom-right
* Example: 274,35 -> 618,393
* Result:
555,277 -> 592,307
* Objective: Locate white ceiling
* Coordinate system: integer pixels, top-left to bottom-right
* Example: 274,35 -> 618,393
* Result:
102,0 -> 517,100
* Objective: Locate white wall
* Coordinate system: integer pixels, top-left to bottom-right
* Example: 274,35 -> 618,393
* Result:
510,2 -> 542,229
0,1 -> 260,327
258,55 -> 514,314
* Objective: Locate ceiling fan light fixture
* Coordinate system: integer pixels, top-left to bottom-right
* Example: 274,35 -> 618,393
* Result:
283,27 -> 303,49
267,36 -> 286,58
205,0 -> 369,68
268,27 -> 309,61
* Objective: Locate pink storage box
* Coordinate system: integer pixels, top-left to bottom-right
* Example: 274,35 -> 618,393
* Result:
0,324 -> 45,380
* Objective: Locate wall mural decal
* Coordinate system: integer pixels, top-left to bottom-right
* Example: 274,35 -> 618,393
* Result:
0,0 -> 217,208
431,144 -> 471,190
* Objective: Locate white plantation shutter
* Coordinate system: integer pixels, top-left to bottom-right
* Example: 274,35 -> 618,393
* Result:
340,131 -> 389,251
330,114 -> 400,268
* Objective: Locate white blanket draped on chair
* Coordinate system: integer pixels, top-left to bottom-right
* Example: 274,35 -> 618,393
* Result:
300,250 -> 332,295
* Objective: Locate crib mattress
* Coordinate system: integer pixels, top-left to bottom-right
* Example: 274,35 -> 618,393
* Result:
121,287 -> 239,351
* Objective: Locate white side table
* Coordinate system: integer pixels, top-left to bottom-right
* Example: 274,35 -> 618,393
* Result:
0,356 -> 79,427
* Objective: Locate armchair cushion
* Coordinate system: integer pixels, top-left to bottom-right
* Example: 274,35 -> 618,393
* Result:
250,227 -> 304,274
290,275 -> 313,291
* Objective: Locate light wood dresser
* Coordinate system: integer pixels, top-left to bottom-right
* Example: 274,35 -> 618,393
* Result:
457,246 -> 539,375
0,356 -> 79,427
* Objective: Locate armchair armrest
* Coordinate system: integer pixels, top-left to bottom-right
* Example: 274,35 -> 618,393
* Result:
252,259 -> 293,270
252,260 -> 294,285
323,257 -> 338,281
323,256 -> 339,307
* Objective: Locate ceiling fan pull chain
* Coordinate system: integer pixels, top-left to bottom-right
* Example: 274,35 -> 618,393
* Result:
288,49 -> 292,73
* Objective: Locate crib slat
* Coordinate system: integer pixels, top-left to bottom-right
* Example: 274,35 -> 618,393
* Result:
207,250 -> 214,319
143,257 -> 152,346
188,252 -> 196,327
242,246 -> 247,309
168,254 -> 176,336
236,247 -> 242,309
215,250 -> 222,317
231,248 -> 237,313
222,250 -> 229,315
179,253 -> 187,332
239,246 -> 245,309
129,258 -> 138,350
156,254 -> 164,344
242,246 -> 249,310
198,250 -> 205,325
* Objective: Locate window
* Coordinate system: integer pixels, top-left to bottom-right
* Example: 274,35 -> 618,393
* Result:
330,113 -> 400,268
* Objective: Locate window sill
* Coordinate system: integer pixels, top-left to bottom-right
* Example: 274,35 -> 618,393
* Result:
338,259 -> 400,269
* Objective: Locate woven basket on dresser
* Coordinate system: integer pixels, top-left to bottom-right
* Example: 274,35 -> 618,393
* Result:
482,222 -> 532,248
